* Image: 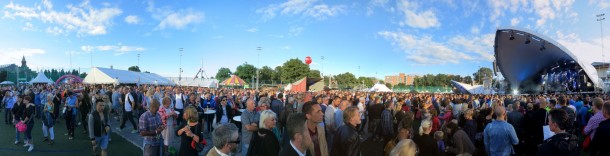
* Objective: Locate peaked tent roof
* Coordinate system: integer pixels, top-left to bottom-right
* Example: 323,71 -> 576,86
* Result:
30,72 -> 54,84
220,75 -> 247,86
0,81 -> 14,85
450,80 -> 495,95
369,83 -> 392,92
83,67 -> 175,85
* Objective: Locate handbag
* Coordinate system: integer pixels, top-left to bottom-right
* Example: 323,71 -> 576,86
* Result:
542,111 -> 555,141
190,125 -> 206,152
16,121 -> 27,132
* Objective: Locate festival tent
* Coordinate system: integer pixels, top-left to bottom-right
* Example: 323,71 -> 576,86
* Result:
450,80 -> 495,95
220,75 -> 247,86
289,77 -> 324,92
167,77 -> 218,88
0,81 -> 14,85
29,72 -> 54,84
368,83 -> 392,92
83,67 -> 175,85
284,84 -> 292,91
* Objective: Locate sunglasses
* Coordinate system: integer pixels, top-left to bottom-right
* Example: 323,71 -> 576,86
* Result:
222,99 -> 227,101
229,140 -> 240,144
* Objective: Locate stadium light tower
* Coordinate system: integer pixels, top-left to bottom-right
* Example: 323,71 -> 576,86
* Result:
597,13 -> 606,66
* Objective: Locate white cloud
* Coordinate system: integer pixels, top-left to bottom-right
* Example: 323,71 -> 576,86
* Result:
124,15 -> 140,24
366,0 -> 389,16
589,0 -> 610,9
81,44 -> 145,55
471,26 -> 480,34
511,17 -> 521,26
378,31 -> 476,64
22,22 -> 35,31
281,46 -> 292,50
256,0 -> 346,21
150,7 -> 204,30
247,28 -> 258,33
45,26 -> 65,35
396,0 -> 440,29
289,26 -> 304,37
555,31 -> 610,64
3,1 -> 122,36
448,34 -> 496,61
0,48 -> 46,65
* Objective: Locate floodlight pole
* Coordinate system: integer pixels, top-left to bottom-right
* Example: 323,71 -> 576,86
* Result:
257,46 -> 261,90
179,48 -> 183,86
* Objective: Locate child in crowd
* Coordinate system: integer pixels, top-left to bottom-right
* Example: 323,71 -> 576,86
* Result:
435,131 -> 446,156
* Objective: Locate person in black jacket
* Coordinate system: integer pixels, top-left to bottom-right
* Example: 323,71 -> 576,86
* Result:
537,109 -> 579,156
412,119 -> 440,156
590,102 -> 610,156
247,110 -> 280,156
279,113 -> 312,156
331,106 -> 362,156
13,95 -> 25,145
88,100 -> 110,156
215,96 -> 234,126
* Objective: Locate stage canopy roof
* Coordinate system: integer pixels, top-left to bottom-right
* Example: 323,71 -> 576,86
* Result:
495,26 -> 601,92
30,72 -> 54,84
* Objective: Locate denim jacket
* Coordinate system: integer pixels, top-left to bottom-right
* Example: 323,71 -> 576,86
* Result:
484,120 -> 519,156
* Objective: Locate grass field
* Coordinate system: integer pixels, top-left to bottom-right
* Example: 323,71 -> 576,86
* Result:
0,111 -> 142,156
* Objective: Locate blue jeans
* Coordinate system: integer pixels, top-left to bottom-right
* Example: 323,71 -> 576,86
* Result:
241,143 -> 249,155
25,121 -> 34,140
5,108 -> 12,124
35,105 -> 42,118
15,128 -> 22,142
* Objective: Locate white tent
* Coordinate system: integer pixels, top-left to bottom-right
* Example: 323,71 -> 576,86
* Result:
83,67 -> 175,85
284,84 -> 292,91
450,80 -> 495,95
0,81 -> 14,85
30,72 -> 54,84
369,83 -> 392,92
166,77 -> 218,88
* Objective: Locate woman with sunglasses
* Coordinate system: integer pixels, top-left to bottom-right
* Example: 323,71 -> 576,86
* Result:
215,96 -> 234,126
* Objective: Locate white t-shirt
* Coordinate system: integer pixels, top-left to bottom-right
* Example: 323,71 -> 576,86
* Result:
175,94 -> 184,109
125,93 -> 134,112
357,102 -> 365,119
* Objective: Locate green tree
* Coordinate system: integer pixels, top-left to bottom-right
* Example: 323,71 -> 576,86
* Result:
385,83 -> 393,89
357,77 -> 375,88
473,67 -> 493,84
395,83 -> 407,89
215,67 -> 232,82
308,70 -> 321,79
235,63 -> 257,83
0,71 -> 7,82
259,66 -> 274,84
464,76 -> 473,84
334,72 -> 357,89
128,66 -> 141,72
79,72 -> 88,78
281,58 -> 310,83
272,66 -> 282,84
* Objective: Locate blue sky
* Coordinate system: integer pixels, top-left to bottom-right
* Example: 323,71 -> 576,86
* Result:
0,0 -> 608,80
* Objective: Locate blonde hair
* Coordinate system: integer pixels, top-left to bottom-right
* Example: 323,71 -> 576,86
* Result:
390,139 -> 418,156
259,110 -> 277,129
183,106 -> 199,122
419,120 -> 432,136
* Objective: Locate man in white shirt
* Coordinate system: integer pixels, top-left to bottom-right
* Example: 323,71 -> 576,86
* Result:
357,97 -> 366,132
117,87 -> 138,133
174,88 -> 186,126
324,96 -> 340,151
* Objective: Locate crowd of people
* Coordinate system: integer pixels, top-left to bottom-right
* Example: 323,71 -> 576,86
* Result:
2,83 -> 610,156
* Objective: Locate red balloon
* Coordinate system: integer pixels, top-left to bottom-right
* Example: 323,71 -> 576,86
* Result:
305,56 -> 312,65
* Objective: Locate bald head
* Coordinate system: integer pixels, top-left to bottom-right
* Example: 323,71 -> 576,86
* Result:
494,106 -> 506,120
